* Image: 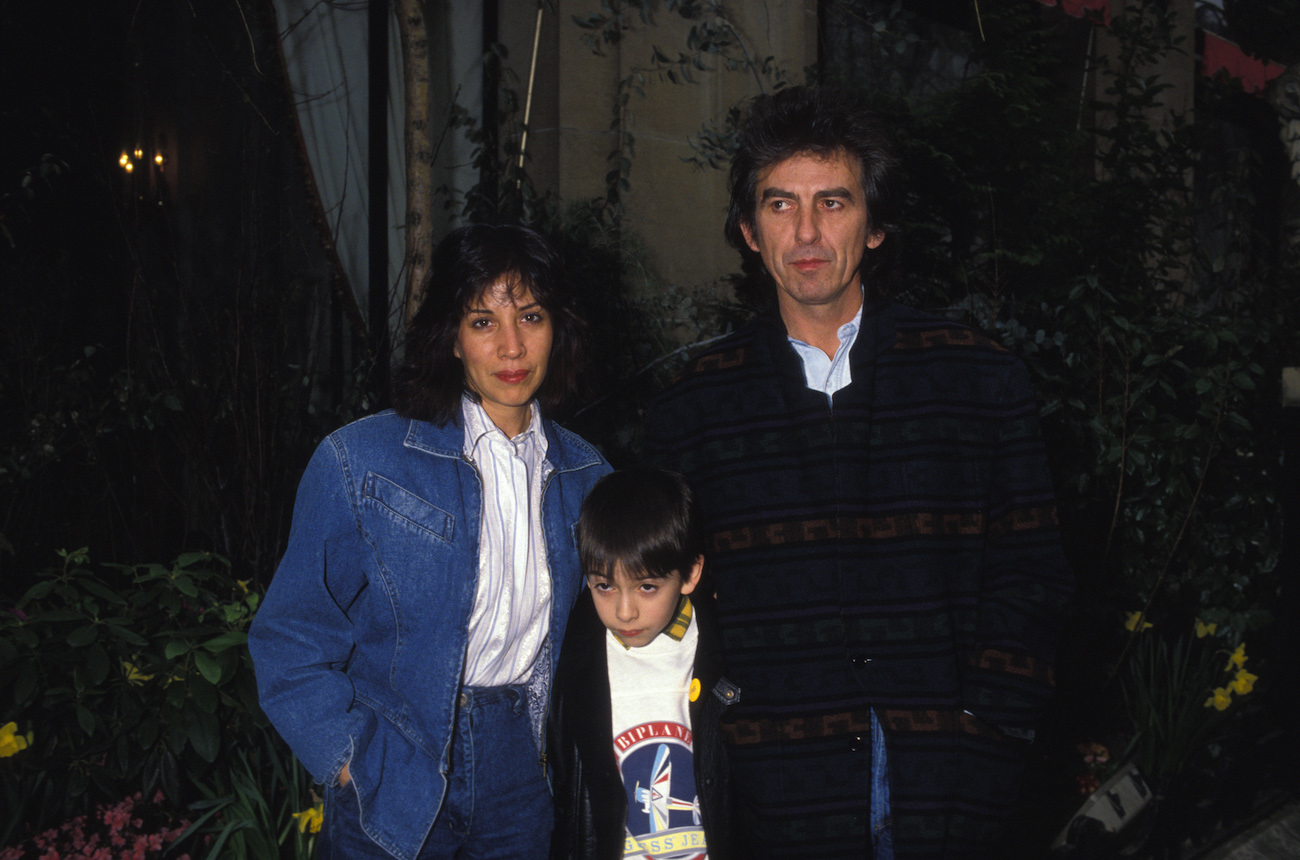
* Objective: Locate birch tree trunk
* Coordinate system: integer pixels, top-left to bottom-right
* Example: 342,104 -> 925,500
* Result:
396,0 -> 432,325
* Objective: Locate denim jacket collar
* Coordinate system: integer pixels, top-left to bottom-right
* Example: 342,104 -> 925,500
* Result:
399,408 -> 603,473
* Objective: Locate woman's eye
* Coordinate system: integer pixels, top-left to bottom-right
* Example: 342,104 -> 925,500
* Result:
523,312 -> 544,323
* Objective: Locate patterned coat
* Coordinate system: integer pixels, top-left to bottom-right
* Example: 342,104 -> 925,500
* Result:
644,303 -> 1073,858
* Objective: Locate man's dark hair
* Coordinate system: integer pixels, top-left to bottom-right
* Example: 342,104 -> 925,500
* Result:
578,469 -> 701,582
392,223 -> 584,425
724,86 -> 904,296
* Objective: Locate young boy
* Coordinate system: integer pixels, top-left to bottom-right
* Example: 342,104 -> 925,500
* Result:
549,468 -> 737,860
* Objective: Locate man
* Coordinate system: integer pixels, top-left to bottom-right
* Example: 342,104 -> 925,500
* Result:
645,86 -> 1073,859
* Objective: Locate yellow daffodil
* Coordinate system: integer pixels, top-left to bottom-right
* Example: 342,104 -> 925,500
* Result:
1204,687 -> 1232,711
293,805 -> 323,834
236,579 -> 251,594
1124,611 -> 1153,632
1225,643 -> 1248,672
1194,619 -> 1217,639
0,722 -> 29,758
123,661 -> 155,685
1231,669 -> 1258,696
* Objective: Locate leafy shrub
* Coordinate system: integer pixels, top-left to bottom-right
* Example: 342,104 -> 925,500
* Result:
0,548 -> 304,853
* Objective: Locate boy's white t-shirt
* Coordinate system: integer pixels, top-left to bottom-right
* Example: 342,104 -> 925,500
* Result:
606,601 -> 707,860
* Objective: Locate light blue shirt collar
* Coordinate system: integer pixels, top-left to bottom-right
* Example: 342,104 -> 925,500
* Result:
787,288 -> 864,399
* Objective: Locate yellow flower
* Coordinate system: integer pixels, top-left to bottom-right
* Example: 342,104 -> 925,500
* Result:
236,579 -> 251,594
1194,619 -> 1217,638
0,722 -> 29,758
1124,611 -> 1153,632
1204,687 -> 1232,711
1225,643 -> 1248,672
123,661 -> 155,685
1231,669 -> 1258,696
293,805 -> 323,834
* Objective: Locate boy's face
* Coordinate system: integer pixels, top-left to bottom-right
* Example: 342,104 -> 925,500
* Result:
587,557 -> 703,648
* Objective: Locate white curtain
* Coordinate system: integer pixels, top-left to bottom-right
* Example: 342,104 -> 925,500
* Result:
271,0 -> 483,339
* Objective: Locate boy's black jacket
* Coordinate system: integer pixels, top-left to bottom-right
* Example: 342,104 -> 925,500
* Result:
547,588 -> 736,860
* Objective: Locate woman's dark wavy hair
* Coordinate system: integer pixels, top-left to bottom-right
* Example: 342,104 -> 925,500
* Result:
724,86 -> 904,303
577,468 -> 701,582
392,223 -> 584,425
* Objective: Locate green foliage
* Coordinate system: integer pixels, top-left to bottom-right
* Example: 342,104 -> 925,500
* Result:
1121,621 -> 1258,782
0,549 -> 264,844
813,3 -> 1290,639
182,736 -> 318,860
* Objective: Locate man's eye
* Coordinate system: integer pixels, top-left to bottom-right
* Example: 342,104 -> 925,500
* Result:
823,199 -> 844,210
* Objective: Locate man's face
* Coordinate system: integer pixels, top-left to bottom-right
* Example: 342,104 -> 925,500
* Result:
740,149 -> 883,322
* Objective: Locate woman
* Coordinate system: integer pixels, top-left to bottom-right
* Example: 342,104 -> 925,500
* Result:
249,224 -> 611,860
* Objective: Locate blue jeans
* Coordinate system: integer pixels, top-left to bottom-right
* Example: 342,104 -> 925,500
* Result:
316,686 -> 551,860
871,708 -> 893,860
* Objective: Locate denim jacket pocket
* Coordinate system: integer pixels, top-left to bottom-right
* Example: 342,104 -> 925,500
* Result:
361,472 -> 456,543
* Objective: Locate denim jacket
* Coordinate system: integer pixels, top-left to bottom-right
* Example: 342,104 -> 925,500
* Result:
249,409 -> 610,860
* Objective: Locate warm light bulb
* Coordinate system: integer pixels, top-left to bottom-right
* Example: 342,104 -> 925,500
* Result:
134,148 -> 143,159
119,153 -> 129,166
154,153 -> 163,165
124,162 -> 134,173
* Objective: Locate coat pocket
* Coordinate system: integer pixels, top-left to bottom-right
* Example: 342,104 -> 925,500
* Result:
361,472 -> 455,544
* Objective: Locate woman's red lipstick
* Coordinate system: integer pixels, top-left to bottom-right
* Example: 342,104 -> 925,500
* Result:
495,370 -> 528,384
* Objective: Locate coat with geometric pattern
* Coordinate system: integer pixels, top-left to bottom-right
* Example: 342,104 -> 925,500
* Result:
644,302 -> 1073,859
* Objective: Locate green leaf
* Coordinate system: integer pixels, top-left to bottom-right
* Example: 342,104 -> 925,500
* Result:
138,715 -> 160,749
201,631 -> 248,654
14,663 -> 38,706
20,580 -> 55,605
105,623 -> 150,648
191,677 -> 219,713
0,636 -> 18,666
176,551 -> 212,569
195,650 -> 223,685
67,624 -> 99,647
86,644 -> 110,685
81,580 -> 127,606
174,576 -> 200,598
164,640 -> 190,660
76,705 -> 97,735
187,706 -> 221,762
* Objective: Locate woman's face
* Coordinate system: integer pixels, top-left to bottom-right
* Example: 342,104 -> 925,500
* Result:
453,278 -> 553,436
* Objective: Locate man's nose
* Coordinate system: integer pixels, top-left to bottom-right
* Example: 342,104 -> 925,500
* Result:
616,595 -> 637,622
795,207 -> 820,244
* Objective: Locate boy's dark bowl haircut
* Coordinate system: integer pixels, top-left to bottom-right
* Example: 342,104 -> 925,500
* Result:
577,469 -> 700,581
